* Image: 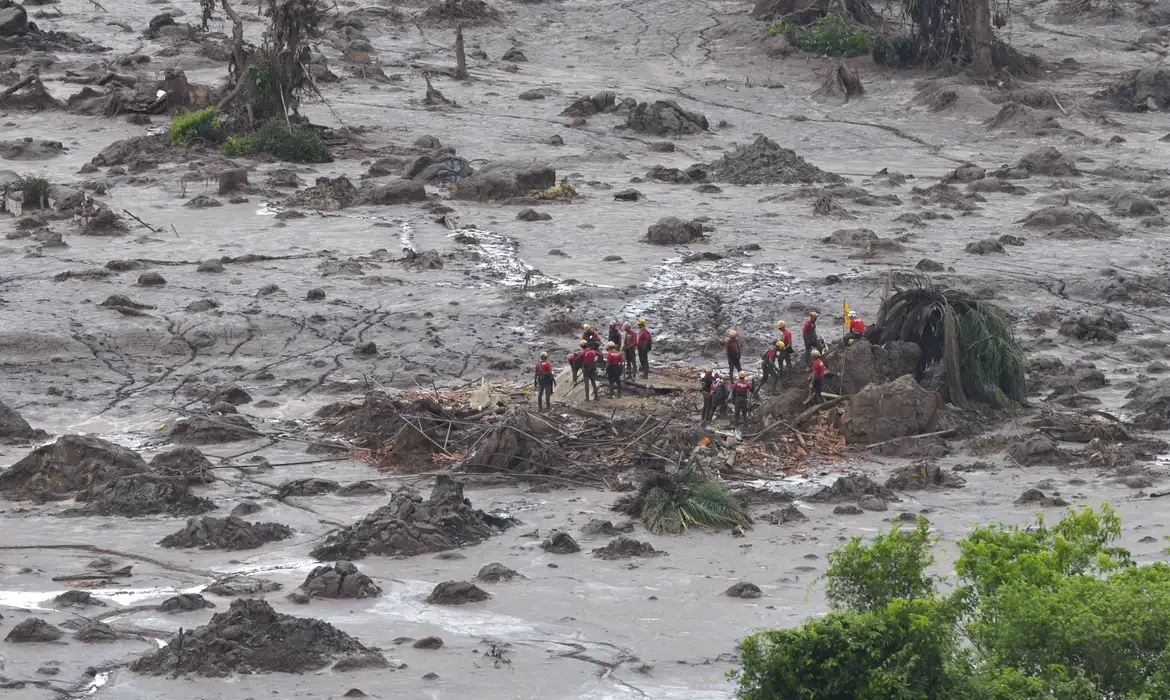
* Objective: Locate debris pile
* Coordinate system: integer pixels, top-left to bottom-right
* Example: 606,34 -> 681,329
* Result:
592,536 -> 666,559
0,435 -> 147,501
884,462 -> 966,490
159,516 -> 292,550
158,594 -> 215,613
705,136 -> 844,185
149,446 -> 216,484
624,100 -> 709,136
293,561 -> 382,601
68,475 -> 216,517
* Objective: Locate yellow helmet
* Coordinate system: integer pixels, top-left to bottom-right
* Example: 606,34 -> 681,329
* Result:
583,324 -> 591,331
638,318 -> 647,326
579,339 -> 587,347
776,340 -> 785,349
729,329 -> 737,338
776,320 -> 785,329
607,341 -> 616,348
703,367 -> 711,374
540,351 -> 548,359
738,371 -> 746,379
811,349 -> 821,358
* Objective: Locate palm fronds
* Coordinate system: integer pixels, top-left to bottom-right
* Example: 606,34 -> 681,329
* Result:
876,275 -> 1027,407
613,469 -> 751,535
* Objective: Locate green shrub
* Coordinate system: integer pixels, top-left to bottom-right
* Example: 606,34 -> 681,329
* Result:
823,517 -> 936,612
169,107 -> 224,146
222,121 -> 332,163
762,13 -> 871,58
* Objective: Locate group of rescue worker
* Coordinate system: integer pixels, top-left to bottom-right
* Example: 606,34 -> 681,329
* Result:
533,309 -> 870,425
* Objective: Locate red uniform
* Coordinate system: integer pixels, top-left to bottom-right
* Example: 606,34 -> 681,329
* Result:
765,349 -> 777,363
636,327 -> 652,378
638,329 -> 652,348
624,329 -> 638,349
812,359 -> 826,379
803,319 -> 815,335
535,361 -> 553,376
732,380 -> 752,396
582,349 -> 600,366
606,350 -> 623,366
726,338 -> 741,354
781,329 -> 793,348
850,318 -> 867,334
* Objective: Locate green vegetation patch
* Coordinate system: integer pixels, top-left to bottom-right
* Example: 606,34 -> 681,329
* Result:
763,13 -> 871,58
222,121 -> 332,164
169,107 -> 225,147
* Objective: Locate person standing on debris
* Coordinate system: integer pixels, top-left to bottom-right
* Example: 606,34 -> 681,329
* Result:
622,322 -> 639,379
637,318 -> 652,379
534,351 -> 556,411
803,312 -> 825,367
809,349 -> 826,405
567,340 -> 586,386
726,330 -> 742,377
761,341 -> 782,392
731,371 -> 754,427
699,368 -> 715,423
605,341 -> 624,398
846,311 -> 867,343
582,324 -> 602,350
712,371 -> 729,419
778,321 -> 794,375
581,342 -> 601,400
608,321 -> 622,348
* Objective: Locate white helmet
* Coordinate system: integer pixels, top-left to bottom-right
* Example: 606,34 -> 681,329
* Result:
848,311 -> 857,318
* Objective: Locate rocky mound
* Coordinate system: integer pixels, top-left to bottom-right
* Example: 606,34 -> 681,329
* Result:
1124,385 -> 1170,430
1019,205 -> 1120,240
624,100 -> 708,136
0,399 -> 49,443
841,375 -> 942,445
592,537 -> 666,560
130,598 -> 387,676
646,216 -> 704,244
159,516 -> 292,550
426,580 -> 490,604
822,228 -> 903,252
158,593 -> 215,613
580,519 -> 634,537
277,478 -> 340,498
540,531 -> 580,553
149,446 -> 215,484
985,103 -> 1063,136
168,415 -> 258,444
75,620 -> 119,643
0,434 -> 147,500
53,590 -> 107,608
337,481 -> 387,497
1017,147 -> 1080,177
476,563 -> 522,582
705,136 -> 843,185
293,562 -> 382,601
450,161 -> 556,202
562,90 -> 631,118
1059,309 -> 1129,341
309,475 -> 512,561
5,618 -> 63,643
203,574 -> 282,597
808,474 -> 895,504
68,475 -> 216,517
285,176 -> 359,211
837,340 -> 921,395
725,582 -> 762,599
1096,67 -> 1170,112
885,462 -> 965,490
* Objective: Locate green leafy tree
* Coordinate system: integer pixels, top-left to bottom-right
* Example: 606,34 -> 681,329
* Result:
823,517 -> 936,612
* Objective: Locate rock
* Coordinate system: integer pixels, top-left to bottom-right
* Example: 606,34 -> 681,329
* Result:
834,504 -> 864,515
1124,385 -> 1170,430
196,259 -> 225,273
1059,309 -> 1129,342
277,477 -> 340,498
476,563 -> 521,583
37,667 -> 60,676
184,194 -> 222,209
158,593 -> 215,613
540,531 -> 581,554
841,375 -> 942,445
149,446 -> 215,484
1015,488 -> 1070,507
562,90 -> 622,117
168,415 -> 257,444
359,179 -> 426,205
230,500 -> 262,516
0,399 -> 49,444
501,47 -> 526,62
999,234 -> 1025,246
310,475 -> 512,560
130,599 -> 386,676
217,168 -> 248,195
613,188 -> 643,201
859,495 -> 888,512
916,258 -> 945,272
136,271 -> 166,286
337,481 -> 386,497
945,164 -> 986,183
354,341 -> 378,356
885,462 -> 966,490
517,207 -> 551,221
1007,435 -> 1072,467
966,238 -> 1005,255
286,176 -> 359,211
1019,206 -> 1119,240
836,339 -> 921,395
646,216 -> 703,244
203,574 -> 283,597
413,636 -> 444,649
53,590 -> 107,608
5,618 -> 63,643
450,162 -> 555,201
646,165 -> 693,184
0,434 -> 148,501
427,580 -> 490,604
297,561 -> 382,600
518,89 -> 547,100
70,474 -> 216,517
725,582 -> 762,599
1110,193 -> 1160,217
160,516 -> 292,550
624,100 -> 708,136
592,536 -> 665,560
580,519 -> 634,537
75,621 -> 119,643
823,227 -> 903,252
810,474 -> 895,504
0,137 -> 65,160
762,505 -> 807,524
706,135 -> 843,185
306,287 -> 326,301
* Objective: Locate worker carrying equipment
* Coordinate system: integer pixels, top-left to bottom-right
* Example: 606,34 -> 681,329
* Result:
726,329 -> 742,376
567,339 -> 587,385
761,341 -> 783,392
534,351 -> 556,411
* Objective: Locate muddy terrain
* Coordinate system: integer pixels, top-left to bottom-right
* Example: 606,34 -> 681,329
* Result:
2,0 -> 1170,695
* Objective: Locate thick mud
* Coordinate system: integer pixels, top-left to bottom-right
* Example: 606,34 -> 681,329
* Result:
3,0 -> 1170,696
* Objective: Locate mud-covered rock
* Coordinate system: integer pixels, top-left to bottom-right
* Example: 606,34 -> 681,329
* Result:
413,636 -> 444,649
75,621 -> 118,643
725,582 -> 762,599
517,207 -> 552,221
580,519 -> 634,537
646,216 -> 703,244
0,399 -> 49,443
540,530 -> 580,554
168,415 -> 257,444
841,375 -> 942,445
859,495 -> 888,512
53,590 -> 106,608
1007,434 -> 1073,466
762,505 -> 807,524
476,562 -> 522,583
1059,309 -> 1129,341
0,435 -> 147,501
1110,193 -> 1160,218
426,580 -> 490,604
885,462 -> 965,490
358,179 -> 426,205
624,100 -> 708,136
309,475 -> 511,560
1017,147 -> 1080,177
130,598 -> 386,676
160,516 -> 292,550
276,478 -> 340,499
5,618 -> 63,643
286,176 -> 359,211
808,474 -> 895,504
1124,385 -> 1170,430
149,446 -> 215,484
561,90 -> 623,117
837,339 -> 921,395
337,481 -> 387,497
834,504 -> 864,515
70,474 -> 216,517
296,561 -> 382,600
706,135 -> 843,185
231,500 -> 262,516
450,161 -> 555,201
592,536 -> 665,560
1019,206 -> 1119,240
158,593 -> 215,613
203,574 -> 283,597
1016,488 -> 1070,507
966,238 -> 1005,255
1097,67 -> 1170,112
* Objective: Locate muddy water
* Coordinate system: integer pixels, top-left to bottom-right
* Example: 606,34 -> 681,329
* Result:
3,0 -> 1170,695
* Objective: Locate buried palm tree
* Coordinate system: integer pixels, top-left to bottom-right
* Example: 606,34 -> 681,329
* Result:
613,469 -> 751,535
875,275 -> 1027,407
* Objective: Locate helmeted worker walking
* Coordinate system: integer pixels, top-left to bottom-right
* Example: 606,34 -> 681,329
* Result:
534,351 -> 556,411
567,340 -> 586,386
637,318 -> 652,379
761,341 -> 783,392
803,312 -> 825,367
731,371 -> 753,427
809,349 -> 826,405
622,322 -> 638,379
582,324 -> 602,351
580,343 -> 601,400
605,341 -> 624,398
846,311 -> 867,342
726,330 -> 742,376
777,321 -> 794,374
699,368 -> 715,423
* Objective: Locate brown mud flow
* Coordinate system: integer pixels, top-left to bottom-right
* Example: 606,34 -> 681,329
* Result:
2,0 -> 1170,696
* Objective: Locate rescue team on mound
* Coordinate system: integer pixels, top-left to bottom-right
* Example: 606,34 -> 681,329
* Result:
534,311 -> 869,423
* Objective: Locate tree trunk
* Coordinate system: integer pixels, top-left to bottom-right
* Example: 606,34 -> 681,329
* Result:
454,25 -> 468,80
970,0 -> 994,76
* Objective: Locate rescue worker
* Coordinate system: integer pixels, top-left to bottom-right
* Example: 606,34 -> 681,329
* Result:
803,312 -> 825,367
605,341 -> 624,398
699,368 -> 715,423
761,341 -> 783,392
580,341 -> 601,400
567,340 -> 586,386
582,324 -> 602,351
534,351 -> 556,411
777,321 -> 794,375
608,321 -> 622,348
846,311 -> 867,343
809,349 -> 826,405
731,371 -> 753,427
726,329 -> 742,377
637,318 -> 652,379
622,322 -> 639,379
711,371 -> 729,419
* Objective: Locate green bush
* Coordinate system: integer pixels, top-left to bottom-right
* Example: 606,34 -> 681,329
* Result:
823,517 -> 936,612
222,121 -> 332,163
169,107 -> 224,147
762,13 -> 871,58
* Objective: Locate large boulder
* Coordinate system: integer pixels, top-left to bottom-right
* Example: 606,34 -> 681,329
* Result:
0,1 -> 29,37
838,339 -> 922,395
645,216 -> 703,244
0,399 -> 48,443
70,474 -> 216,517
358,179 -> 426,205
840,375 -> 942,445
0,435 -> 147,500
450,161 -> 555,201
159,516 -> 292,550
624,100 -> 708,136
295,561 -> 382,600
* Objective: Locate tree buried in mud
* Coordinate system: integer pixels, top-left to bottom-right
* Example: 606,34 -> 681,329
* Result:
613,468 -> 750,535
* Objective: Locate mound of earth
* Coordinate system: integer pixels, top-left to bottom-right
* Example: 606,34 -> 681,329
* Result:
309,475 -> 511,560
1109,193 -> 1160,217
822,228 -> 903,252
337,481 -> 386,497
1019,206 -> 1120,240
1007,435 -> 1073,467
1016,488 -> 1069,507
1097,67 -> 1170,112
705,136 -> 843,185
158,593 -> 215,613
885,462 -> 965,490
168,415 -> 257,444
420,0 -> 500,24
841,375 -> 942,445
203,574 -> 282,597
277,478 -> 340,498
450,161 -> 556,201
592,536 -> 666,560
69,475 -> 216,517
5,618 -> 63,643
0,399 -> 49,443
808,474 -> 896,504
762,505 -> 807,524
130,598 -> 387,677
285,176 -> 359,211
159,516 -> 292,550
75,620 -> 118,643
1059,309 -> 1129,341
837,339 -> 921,394
1124,385 -> 1170,430
426,580 -> 489,604
541,531 -> 580,553
1015,147 -> 1080,177
476,563 -> 522,582
725,582 -> 762,599
985,103 -> 1063,136
294,561 -> 382,601
149,446 -> 215,484
0,434 -> 147,500
561,90 -> 630,118
53,590 -> 107,608
624,100 -> 708,136
580,519 -> 634,537
646,216 -> 704,244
